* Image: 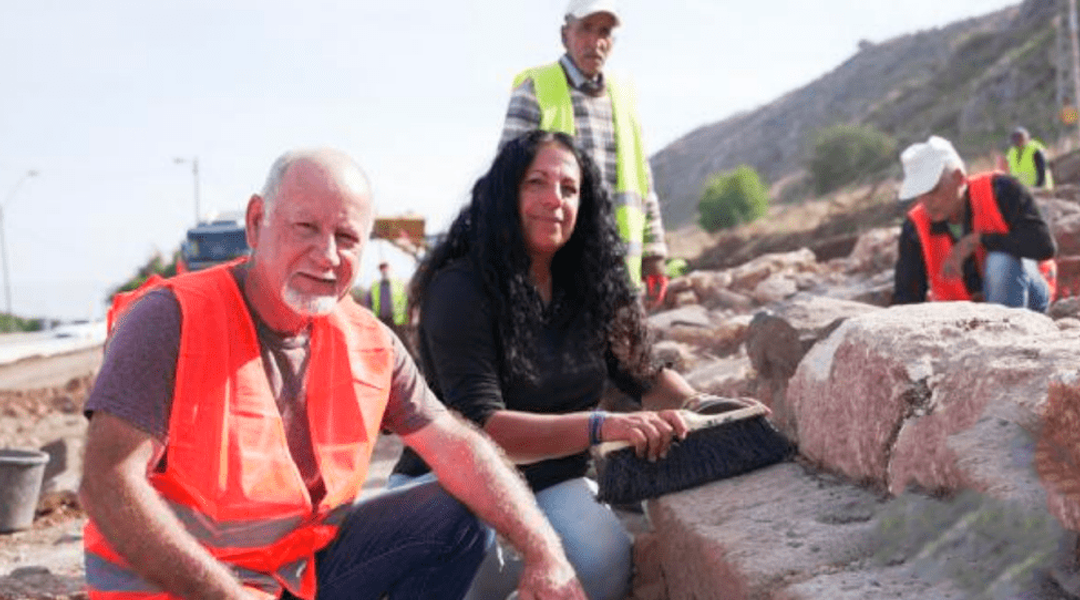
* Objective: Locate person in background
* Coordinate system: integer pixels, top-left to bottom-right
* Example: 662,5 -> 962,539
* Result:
893,135 -> 1057,312
498,0 -> 671,308
79,148 -> 586,600
1005,126 -> 1053,190
392,131 -> 716,600
367,261 -> 410,340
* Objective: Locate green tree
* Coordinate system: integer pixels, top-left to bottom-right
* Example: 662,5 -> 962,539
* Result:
807,124 -> 897,195
108,250 -> 180,301
0,313 -> 45,333
697,165 -> 770,232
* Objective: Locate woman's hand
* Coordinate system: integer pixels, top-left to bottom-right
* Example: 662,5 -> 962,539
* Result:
601,410 -> 690,462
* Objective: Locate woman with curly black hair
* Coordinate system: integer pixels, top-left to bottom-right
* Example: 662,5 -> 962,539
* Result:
391,130 -> 704,600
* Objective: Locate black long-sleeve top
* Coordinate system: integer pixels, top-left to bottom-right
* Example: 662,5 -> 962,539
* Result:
1033,149 -> 1048,188
392,259 -> 651,492
893,174 -> 1057,305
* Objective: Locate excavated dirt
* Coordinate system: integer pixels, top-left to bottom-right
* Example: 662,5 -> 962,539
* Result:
0,352 -> 97,600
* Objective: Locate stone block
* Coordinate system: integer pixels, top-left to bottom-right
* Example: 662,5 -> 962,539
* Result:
644,463 -> 884,600
787,302 -> 1080,498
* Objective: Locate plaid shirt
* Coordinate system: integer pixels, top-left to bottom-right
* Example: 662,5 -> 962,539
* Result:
498,55 -> 668,260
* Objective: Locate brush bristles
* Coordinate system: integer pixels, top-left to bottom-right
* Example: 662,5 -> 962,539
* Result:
596,416 -> 795,505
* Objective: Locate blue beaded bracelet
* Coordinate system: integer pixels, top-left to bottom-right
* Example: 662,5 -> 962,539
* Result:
588,411 -> 607,446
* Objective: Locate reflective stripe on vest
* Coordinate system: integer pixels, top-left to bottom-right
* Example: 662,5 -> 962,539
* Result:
514,62 -> 650,284
371,278 -> 408,325
1006,141 -> 1053,189
84,551 -> 281,599
909,172 -> 1057,302
85,261 -> 393,600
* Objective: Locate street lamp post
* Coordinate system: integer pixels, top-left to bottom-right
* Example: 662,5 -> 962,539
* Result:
0,170 -> 39,316
174,156 -> 201,224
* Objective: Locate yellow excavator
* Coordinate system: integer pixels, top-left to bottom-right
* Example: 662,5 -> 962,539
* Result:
371,213 -> 428,261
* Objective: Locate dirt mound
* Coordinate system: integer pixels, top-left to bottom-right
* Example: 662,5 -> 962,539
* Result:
0,374 -> 92,555
0,377 -> 90,421
673,180 -> 906,271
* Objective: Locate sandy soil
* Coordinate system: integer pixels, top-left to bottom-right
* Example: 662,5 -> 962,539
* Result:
0,348 -> 100,599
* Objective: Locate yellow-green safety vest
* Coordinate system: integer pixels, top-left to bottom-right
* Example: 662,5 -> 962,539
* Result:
1006,140 -> 1053,190
371,278 -> 408,326
513,62 -> 651,285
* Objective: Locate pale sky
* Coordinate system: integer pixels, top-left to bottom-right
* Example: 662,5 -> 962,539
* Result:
0,0 -> 1020,321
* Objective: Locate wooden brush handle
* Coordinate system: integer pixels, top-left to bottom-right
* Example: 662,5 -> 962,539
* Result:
596,399 -> 770,455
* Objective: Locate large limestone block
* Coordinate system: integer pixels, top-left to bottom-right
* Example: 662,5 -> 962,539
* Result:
787,302 -> 1080,497
746,296 -> 880,438
640,463 -> 884,600
635,458 -> 1074,600
775,568 -> 964,600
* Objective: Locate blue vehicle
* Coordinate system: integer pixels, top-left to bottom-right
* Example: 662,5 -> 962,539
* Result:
178,214 -> 250,273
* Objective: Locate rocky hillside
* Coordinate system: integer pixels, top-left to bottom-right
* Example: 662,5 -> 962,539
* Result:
653,0 -> 1063,230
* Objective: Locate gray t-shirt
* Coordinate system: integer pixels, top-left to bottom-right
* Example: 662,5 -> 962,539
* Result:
85,267 -> 444,500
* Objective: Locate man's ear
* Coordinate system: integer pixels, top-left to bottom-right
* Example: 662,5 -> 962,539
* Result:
561,24 -> 569,49
951,169 -> 967,187
246,194 -> 264,250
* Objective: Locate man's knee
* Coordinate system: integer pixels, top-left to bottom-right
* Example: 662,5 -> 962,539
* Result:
413,482 -> 486,546
982,251 -> 1024,305
982,251 -> 1049,311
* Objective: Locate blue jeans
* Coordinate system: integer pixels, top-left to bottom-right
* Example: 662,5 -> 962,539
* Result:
294,479 -> 486,600
982,251 -> 1051,313
388,474 -> 632,600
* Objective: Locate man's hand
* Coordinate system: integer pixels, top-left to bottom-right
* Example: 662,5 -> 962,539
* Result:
404,413 -> 587,600
644,274 -> 668,309
641,256 -> 668,309
515,554 -> 587,600
942,233 -> 981,280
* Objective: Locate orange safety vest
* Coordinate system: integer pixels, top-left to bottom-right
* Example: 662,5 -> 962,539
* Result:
86,262 -> 393,600
909,172 -> 1057,302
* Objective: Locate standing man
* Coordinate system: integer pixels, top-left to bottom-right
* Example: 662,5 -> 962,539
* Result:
499,0 -> 670,307
893,135 -> 1057,312
1006,126 -> 1054,190
367,261 -> 409,339
79,149 -> 586,600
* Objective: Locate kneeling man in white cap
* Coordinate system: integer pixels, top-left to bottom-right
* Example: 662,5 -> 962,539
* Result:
893,135 -> 1057,311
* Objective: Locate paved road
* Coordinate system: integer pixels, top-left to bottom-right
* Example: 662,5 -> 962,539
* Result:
0,345 -> 104,390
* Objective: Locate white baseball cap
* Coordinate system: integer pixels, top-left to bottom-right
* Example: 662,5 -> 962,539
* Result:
565,0 -> 620,25
898,136 -> 963,201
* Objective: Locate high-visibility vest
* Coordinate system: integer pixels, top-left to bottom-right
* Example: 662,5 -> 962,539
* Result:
371,278 -> 408,325
513,62 -> 651,284
1006,140 -> 1054,190
86,262 -> 393,600
908,172 -> 1057,302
